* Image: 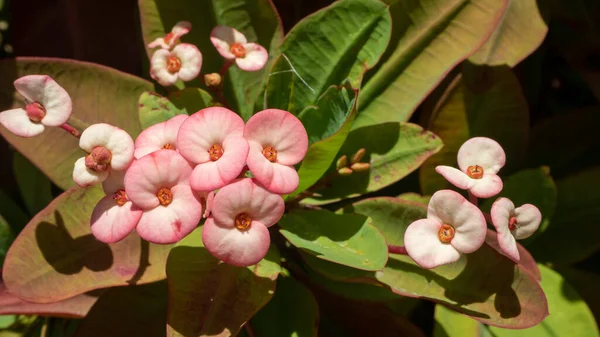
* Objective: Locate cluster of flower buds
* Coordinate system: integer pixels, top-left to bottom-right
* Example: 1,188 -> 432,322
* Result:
148,22 -> 268,86
335,148 -> 370,176
404,137 -> 542,268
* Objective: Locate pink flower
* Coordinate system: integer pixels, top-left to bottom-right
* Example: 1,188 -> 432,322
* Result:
435,137 -> 506,198
210,26 -> 268,72
73,123 -> 134,187
244,109 -> 308,194
91,169 -> 143,243
404,190 -> 487,269
148,21 -> 191,50
202,178 -> 284,266
0,75 -> 72,137
124,150 -> 202,244
177,107 -> 249,192
491,198 -> 541,262
150,44 -> 202,86
134,114 -> 187,159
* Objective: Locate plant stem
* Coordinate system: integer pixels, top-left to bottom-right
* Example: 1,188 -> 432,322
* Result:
482,212 -> 492,224
468,191 -> 478,206
60,123 -> 81,138
388,245 -> 408,255
244,322 -> 256,337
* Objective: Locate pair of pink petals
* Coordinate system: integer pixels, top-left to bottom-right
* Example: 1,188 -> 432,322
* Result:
491,198 -> 541,262
210,26 -> 268,72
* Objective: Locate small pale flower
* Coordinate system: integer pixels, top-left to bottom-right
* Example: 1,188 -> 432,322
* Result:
0,75 -> 72,137
124,150 -> 202,244
404,190 -> 487,269
210,26 -> 268,72
244,109 -> 308,194
435,137 -> 506,198
491,198 -> 542,262
150,44 -> 202,86
91,169 -> 142,243
73,123 -> 134,187
148,21 -> 191,50
202,178 -> 284,267
177,107 -> 249,191
134,114 -> 187,159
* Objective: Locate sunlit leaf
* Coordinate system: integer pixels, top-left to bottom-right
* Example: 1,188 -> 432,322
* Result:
138,91 -> 187,129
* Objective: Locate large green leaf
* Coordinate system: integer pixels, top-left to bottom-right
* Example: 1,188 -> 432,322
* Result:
468,0 -> 548,67
12,152 -> 52,216
251,276 -> 318,337
2,186 -> 171,303
528,168 -> 600,265
168,88 -> 215,114
288,82 -> 358,198
262,0 -> 391,114
556,267 -> 600,322
419,66 -> 529,195
355,0 -> 509,128
166,227 -> 280,337
303,122 -> 442,205
0,57 -> 152,190
138,91 -> 187,129
279,210 -> 388,271
138,0 -> 283,119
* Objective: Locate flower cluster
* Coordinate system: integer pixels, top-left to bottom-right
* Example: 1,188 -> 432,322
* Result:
404,137 -> 542,268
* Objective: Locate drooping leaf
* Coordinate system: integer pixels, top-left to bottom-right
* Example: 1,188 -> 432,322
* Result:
288,82 -> 358,198
355,0 -> 509,128
12,152 -> 53,216
262,0 -> 391,114
168,88 -> 215,114
166,227 -> 280,337
279,210 -> 388,271
0,57 -> 152,190
3,186 -> 171,303
419,66 -> 529,195
138,91 -> 187,129
0,215 -> 14,265
138,0 -> 283,119
251,276 -> 318,337
303,122 -> 442,205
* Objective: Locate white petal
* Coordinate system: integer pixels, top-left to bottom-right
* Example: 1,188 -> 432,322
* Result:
404,218 -> 462,269
0,108 -> 45,137
172,44 -> 202,82
13,75 -> 72,126
73,157 -> 109,187
457,137 -> 506,175
513,204 -> 542,239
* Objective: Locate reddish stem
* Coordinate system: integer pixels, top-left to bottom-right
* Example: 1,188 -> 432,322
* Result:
388,245 -> 408,255
468,191 -> 478,206
60,123 -> 81,138
483,212 -> 492,224
212,60 -> 234,109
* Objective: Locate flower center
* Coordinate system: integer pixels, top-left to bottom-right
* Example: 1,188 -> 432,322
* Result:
157,187 -> 173,206
163,32 -> 175,44
112,189 -> 128,206
438,224 -> 455,244
508,216 -> 518,231
230,43 -> 246,58
25,102 -> 46,123
162,143 -> 175,150
208,144 -> 224,161
84,146 -> 112,172
262,146 -> 277,162
466,165 -> 484,179
235,213 -> 252,231
166,56 -> 182,73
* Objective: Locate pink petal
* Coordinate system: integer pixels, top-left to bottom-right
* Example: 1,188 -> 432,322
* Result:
134,114 -> 187,159
189,135 -> 249,191
435,166 -> 472,190
491,197 -> 514,234
171,21 -> 192,40
513,204 -> 542,240
72,157 -> 109,187
202,217 -> 270,267
497,230 -> 520,262
199,191 -> 215,218
404,218 -> 462,269
150,49 -> 179,86
124,150 -> 192,209
244,109 -> 308,165
177,107 -> 246,164
79,123 -> 134,170
235,43 -> 268,71
91,197 -> 142,243
0,108 -> 45,137
136,184 -> 202,244
102,169 -> 127,195
13,75 -> 72,126
469,174 -> 503,198
210,26 -> 247,59
148,38 -> 169,49
457,137 -> 506,175
246,142 -> 299,194
211,178 -> 284,228
427,190 -> 486,254
172,44 -> 202,82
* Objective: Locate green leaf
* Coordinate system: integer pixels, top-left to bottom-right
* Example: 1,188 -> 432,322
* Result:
0,215 -> 14,266
12,152 -> 53,216
279,210 -> 388,271
0,57 -> 152,190
303,122 -> 442,205
468,0 -> 548,67
288,82 -> 358,198
355,0 -> 509,128
528,168 -> 600,265
396,192 -> 430,205
419,66 -> 529,195
556,267 -> 600,322
138,0 -> 283,119
251,276 -> 319,337
0,189 -> 29,233
3,186 -> 171,303
166,227 -> 280,337
0,316 -> 15,329
138,91 -> 187,129
74,282 -> 167,337
168,88 -> 215,114
433,305 -> 481,337
262,0 -> 391,114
